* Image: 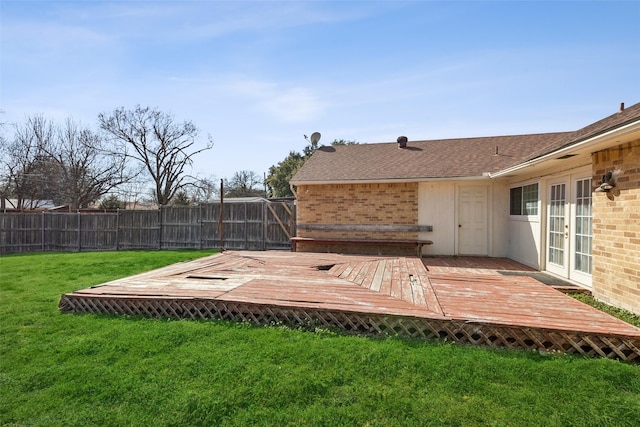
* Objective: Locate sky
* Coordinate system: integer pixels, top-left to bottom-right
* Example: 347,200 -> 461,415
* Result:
2,0 -> 640,183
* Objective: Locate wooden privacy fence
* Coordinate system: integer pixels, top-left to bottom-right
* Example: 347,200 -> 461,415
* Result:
0,199 -> 296,254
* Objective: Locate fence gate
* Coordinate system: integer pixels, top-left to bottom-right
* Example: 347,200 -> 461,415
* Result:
264,200 -> 296,250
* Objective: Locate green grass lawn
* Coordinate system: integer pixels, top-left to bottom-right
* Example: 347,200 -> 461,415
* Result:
1,250 -> 640,427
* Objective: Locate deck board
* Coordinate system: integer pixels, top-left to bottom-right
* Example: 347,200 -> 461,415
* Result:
59,250 -> 640,361
369,260 -> 386,293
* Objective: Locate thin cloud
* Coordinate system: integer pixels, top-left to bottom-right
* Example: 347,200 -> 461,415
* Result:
25,1 -> 383,44
2,1 -> 639,181
225,78 -> 327,123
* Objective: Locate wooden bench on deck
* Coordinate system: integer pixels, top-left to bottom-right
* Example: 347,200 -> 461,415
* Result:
290,237 -> 433,258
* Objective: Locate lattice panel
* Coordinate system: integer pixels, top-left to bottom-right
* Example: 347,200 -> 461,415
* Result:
59,295 -> 640,362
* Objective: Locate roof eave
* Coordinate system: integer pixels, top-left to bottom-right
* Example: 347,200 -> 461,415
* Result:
488,119 -> 640,179
290,175 -> 491,186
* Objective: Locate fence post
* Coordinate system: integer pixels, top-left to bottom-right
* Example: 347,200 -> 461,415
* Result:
197,205 -> 201,249
218,180 -> 224,250
158,206 -> 162,250
262,200 -> 268,250
244,202 -> 248,250
115,209 -> 120,251
41,211 -> 45,252
77,211 -> 82,252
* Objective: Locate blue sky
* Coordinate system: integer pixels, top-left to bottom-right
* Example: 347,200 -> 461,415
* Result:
2,0 -> 640,183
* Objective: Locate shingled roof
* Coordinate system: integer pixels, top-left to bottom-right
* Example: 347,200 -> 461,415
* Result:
291,101 -> 640,184
525,101 -> 640,161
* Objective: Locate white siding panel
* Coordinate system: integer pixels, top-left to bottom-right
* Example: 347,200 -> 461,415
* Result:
508,218 -> 541,269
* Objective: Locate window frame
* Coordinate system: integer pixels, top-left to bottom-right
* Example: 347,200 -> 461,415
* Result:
509,182 -> 540,217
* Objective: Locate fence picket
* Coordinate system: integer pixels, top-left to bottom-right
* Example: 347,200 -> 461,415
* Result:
0,200 -> 295,254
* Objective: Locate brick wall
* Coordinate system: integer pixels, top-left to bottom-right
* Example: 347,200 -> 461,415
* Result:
591,139 -> 640,315
295,182 -> 419,255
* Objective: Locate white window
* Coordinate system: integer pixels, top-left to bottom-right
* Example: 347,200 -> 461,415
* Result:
510,183 -> 539,216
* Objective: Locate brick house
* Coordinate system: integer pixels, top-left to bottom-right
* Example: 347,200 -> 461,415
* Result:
290,102 -> 640,315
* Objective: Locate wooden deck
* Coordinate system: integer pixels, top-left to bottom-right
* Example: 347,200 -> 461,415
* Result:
59,251 -> 640,361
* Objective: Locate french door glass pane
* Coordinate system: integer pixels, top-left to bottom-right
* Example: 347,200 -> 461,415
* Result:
548,183 -> 565,266
575,178 -> 592,274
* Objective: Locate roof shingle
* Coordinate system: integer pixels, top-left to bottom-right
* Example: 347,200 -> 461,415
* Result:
291,132 -> 570,182
291,102 -> 640,183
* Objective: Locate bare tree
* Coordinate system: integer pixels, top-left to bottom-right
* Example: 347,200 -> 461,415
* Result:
224,170 -> 266,198
190,175 -> 219,203
114,177 -> 150,209
0,111 -> 10,209
0,115 -> 55,209
98,105 -> 212,205
1,115 -> 134,210
40,118 -> 133,209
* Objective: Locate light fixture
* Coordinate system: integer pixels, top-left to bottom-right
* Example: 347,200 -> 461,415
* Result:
595,171 -> 616,193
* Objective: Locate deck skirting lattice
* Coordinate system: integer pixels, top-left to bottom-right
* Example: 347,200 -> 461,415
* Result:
59,294 -> 640,362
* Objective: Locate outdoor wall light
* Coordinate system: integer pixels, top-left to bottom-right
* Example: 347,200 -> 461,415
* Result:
595,170 -> 617,193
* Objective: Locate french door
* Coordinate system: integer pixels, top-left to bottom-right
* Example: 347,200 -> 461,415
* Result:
546,177 -> 593,286
546,181 -> 568,277
571,178 -> 593,285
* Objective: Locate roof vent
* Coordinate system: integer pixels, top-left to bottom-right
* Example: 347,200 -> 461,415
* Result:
397,136 -> 408,148
620,102 -> 625,112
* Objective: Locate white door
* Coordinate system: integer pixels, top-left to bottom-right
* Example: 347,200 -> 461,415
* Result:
458,186 -> 488,255
570,178 -> 593,287
546,181 -> 569,277
545,177 -> 593,287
